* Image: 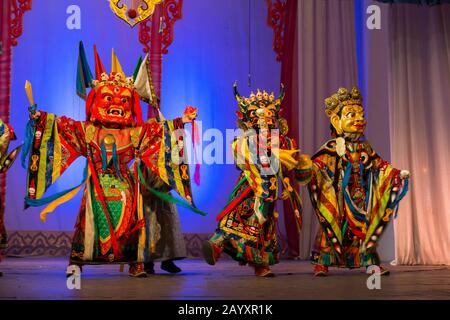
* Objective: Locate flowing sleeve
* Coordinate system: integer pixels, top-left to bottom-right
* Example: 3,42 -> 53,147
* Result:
138,118 -> 195,204
308,146 -> 344,249
278,136 -> 312,230
25,112 -> 87,201
364,144 -> 409,248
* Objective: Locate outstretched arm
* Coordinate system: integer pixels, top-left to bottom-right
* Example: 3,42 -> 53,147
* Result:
25,110 -> 87,200
138,107 -> 198,205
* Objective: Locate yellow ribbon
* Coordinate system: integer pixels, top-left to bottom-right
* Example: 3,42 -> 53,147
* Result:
40,172 -> 90,222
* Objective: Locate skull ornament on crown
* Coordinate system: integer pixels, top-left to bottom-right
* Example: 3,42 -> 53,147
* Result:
86,47 -> 143,128
233,82 -> 285,131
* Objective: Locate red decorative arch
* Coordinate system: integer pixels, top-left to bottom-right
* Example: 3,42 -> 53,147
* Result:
267,0 -> 287,62
138,0 -> 183,113
10,0 -> 33,46
139,0 -> 183,54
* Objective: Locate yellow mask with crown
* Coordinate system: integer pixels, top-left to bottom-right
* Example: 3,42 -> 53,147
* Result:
325,86 -> 366,136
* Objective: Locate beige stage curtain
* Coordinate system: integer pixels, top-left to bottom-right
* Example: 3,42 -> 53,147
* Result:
296,0 -> 359,259
389,4 -> 450,265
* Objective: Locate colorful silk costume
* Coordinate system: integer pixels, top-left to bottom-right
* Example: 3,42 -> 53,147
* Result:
23,44 -> 198,276
0,119 -> 21,276
203,84 -> 312,277
308,87 -> 409,274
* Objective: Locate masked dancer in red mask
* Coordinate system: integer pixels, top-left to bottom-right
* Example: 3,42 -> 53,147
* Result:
23,43 -> 200,277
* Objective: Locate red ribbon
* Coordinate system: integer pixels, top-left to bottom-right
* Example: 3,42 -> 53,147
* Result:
192,119 -> 201,186
215,186 -> 252,221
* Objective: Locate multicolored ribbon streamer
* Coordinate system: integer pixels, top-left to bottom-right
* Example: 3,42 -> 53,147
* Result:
25,164 -> 88,208
136,161 -> 207,216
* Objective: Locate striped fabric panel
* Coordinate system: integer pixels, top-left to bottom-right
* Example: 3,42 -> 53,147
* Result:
36,114 -> 55,199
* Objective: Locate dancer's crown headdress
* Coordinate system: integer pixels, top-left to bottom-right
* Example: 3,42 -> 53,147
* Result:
324,86 -> 363,117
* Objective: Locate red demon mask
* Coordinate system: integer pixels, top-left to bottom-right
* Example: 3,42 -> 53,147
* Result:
86,80 -> 143,128
84,46 -> 143,128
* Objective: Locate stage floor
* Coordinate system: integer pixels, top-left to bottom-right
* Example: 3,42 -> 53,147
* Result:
0,257 -> 449,300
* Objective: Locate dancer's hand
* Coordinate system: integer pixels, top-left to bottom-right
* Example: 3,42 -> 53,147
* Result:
400,170 -> 410,180
29,110 -> 41,120
182,106 -> 198,123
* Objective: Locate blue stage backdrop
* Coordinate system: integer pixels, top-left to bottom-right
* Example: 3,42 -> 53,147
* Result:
6,0 -> 281,234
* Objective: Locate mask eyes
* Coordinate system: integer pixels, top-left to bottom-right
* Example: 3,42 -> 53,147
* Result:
346,112 -> 355,118
121,97 -> 129,104
104,95 -> 113,102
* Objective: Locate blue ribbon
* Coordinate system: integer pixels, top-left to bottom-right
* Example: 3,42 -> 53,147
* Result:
21,118 -> 36,168
112,142 -> 122,180
342,162 -> 352,189
342,162 -> 369,225
365,172 -> 372,211
25,163 -> 88,208
390,179 -> 410,218
101,142 -> 107,171
360,162 -> 365,189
